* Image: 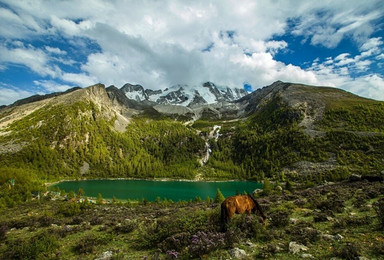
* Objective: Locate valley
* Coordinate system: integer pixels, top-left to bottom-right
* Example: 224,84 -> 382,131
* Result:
1,80 -> 384,259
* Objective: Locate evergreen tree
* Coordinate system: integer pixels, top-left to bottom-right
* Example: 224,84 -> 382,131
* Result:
262,178 -> 272,196
96,193 -> 103,205
215,188 -> 225,203
285,180 -> 293,192
77,188 -> 84,198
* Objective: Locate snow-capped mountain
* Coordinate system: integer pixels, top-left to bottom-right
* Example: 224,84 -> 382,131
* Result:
120,82 -> 248,107
121,83 -> 148,102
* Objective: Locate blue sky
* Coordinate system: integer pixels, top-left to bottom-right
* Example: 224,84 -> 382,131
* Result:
0,0 -> 383,105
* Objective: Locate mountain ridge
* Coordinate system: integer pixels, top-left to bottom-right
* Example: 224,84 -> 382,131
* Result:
1,80 -> 383,185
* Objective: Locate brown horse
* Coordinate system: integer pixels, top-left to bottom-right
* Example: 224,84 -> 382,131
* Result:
221,194 -> 266,231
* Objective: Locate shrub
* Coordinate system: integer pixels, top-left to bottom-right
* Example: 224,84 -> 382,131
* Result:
37,213 -> 56,227
90,216 -> 103,225
226,214 -> 266,241
0,225 -> 6,241
160,232 -> 191,252
73,233 -> 109,254
70,216 -> 84,225
285,180 -> 294,192
137,208 -> 216,249
57,202 -> 81,217
3,231 -> 59,259
332,215 -> 372,229
313,212 -> 328,223
373,198 -> 384,229
315,193 -> 345,213
187,231 -> 226,258
333,242 -> 361,260
269,208 -> 291,228
114,220 -> 136,234
287,221 -> 319,245
258,243 -> 280,258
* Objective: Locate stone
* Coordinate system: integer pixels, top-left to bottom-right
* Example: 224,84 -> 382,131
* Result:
290,218 -> 298,224
321,233 -> 343,241
349,174 -> 361,182
321,234 -> 335,241
245,241 -> 255,247
334,234 -> 344,241
301,253 -> 314,258
94,251 -> 113,260
229,248 -> 247,259
289,242 -> 308,254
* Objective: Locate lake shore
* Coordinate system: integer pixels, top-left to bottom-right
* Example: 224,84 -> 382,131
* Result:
45,176 -> 253,187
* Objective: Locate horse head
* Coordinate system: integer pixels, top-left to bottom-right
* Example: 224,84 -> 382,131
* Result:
247,193 -> 267,224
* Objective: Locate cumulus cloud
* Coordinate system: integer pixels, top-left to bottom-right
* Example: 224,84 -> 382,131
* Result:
33,80 -> 75,92
0,44 -> 58,77
0,84 -> 34,105
0,0 -> 383,101
45,46 -> 67,55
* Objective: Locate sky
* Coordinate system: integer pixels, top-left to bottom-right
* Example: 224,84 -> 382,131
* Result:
0,0 -> 384,106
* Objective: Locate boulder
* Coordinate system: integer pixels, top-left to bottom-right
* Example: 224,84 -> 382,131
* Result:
289,242 -> 308,254
229,248 -> 247,259
301,253 -> 314,258
320,233 -> 343,241
95,251 -> 113,260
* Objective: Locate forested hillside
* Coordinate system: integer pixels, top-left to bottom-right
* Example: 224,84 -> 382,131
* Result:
1,82 -> 384,208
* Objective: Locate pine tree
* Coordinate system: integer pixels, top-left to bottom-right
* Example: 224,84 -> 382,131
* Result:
215,188 -> 225,203
262,178 -> 271,196
96,193 -> 103,205
285,180 -> 293,192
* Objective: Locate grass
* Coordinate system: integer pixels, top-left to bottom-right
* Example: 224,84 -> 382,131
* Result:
0,180 -> 383,259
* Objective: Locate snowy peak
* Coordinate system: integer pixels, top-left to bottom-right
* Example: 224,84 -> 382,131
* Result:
120,82 -> 248,107
121,83 -> 147,101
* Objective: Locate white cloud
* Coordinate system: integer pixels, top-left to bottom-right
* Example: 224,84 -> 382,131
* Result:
0,84 -> 34,106
33,80 -> 74,92
45,46 -> 67,55
0,45 -> 58,77
0,0 -> 383,101
360,37 -> 383,51
60,72 -> 97,87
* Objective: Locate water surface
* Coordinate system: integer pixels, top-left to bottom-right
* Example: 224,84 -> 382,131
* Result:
53,179 -> 262,201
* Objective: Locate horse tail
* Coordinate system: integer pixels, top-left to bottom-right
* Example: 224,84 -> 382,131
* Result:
221,202 -> 228,231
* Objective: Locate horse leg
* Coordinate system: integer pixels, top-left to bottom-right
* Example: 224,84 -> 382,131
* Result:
221,204 -> 227,231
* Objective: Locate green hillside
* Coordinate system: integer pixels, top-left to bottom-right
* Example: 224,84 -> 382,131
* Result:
1,83 -> 384,208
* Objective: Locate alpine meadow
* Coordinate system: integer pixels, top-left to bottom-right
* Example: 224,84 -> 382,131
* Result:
1,0 -> 384,259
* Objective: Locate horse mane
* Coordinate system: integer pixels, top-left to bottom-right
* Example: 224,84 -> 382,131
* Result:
247,193 -> 266,220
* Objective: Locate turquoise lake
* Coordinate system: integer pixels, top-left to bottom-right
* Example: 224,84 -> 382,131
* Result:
53,179 -> 262,201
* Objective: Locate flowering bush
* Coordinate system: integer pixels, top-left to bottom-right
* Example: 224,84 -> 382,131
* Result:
187,231 -> 226,257
160,232 -> 191,252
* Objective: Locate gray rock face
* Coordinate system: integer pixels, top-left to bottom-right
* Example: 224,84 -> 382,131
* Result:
119,81 -> 248,107
121,83 -> 147,101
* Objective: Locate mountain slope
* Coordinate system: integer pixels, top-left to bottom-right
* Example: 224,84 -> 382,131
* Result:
1,81 -> 383,187
0,84 -> 205,181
